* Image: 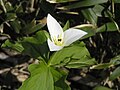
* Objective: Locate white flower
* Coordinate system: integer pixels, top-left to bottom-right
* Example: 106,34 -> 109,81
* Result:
47,14 -> 87,51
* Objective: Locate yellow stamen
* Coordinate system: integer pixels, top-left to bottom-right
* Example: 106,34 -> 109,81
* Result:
53,34 -> 64,46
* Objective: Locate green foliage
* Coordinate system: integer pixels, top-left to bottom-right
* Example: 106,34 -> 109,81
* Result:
49,42 -> 96,68
109,66 -> 120,81
1,0 -> 120,90
19,61 -> 54,90
58,0 -> 108,9
19,61 -> 70,90
93,86 -> 112,90
2,40 -> 24,52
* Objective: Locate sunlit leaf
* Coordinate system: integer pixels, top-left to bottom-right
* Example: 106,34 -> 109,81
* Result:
19,61 -> 54,90
19,61 -> 70,90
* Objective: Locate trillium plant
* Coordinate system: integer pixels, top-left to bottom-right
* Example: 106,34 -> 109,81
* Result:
47,14 -> 87,51
15,13 -> 96,90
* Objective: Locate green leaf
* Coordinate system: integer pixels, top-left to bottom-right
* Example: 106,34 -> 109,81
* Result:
1,40 -> 24,53
63,20 -> 70,31
90,63 -> 112,69
109,66 -> 120,81
26,23 -> 45,34
96,22 -> 118,33
50,68 -> 70,90
49,42 -> 96,68
93,5 -> 105,17
19,61 -> 70,90
58,0 -> 108,10
19,62 -> 54,90
93,86 -> 112,90
23,30 -> 48,44
1,40 -> 24,52
47,0 -> 77,3
66,58 -> 96,68
21,30 -> 49,59
81,8 -> 98,26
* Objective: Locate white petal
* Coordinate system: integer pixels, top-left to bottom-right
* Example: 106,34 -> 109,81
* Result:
63,28 -> 87,46
47,38 -> 63,51
47,14 -> 63,38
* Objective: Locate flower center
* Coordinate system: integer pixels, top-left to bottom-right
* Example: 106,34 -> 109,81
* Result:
53,34 -> 64,46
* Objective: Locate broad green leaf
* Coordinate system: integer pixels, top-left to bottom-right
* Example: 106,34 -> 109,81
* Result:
93,86 -> 112,90
1,40 -> 24,53
90,63 -> 112,69
58,0 -> 108,10
47,0 -> 77,3
19,62 -> 54,90
96,22 -> 118,33
49,42 -> 96,67
109,66 -> 120,81
81,8 -> 98,26
19,61 -> 70,90
63,20 -> 70,31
